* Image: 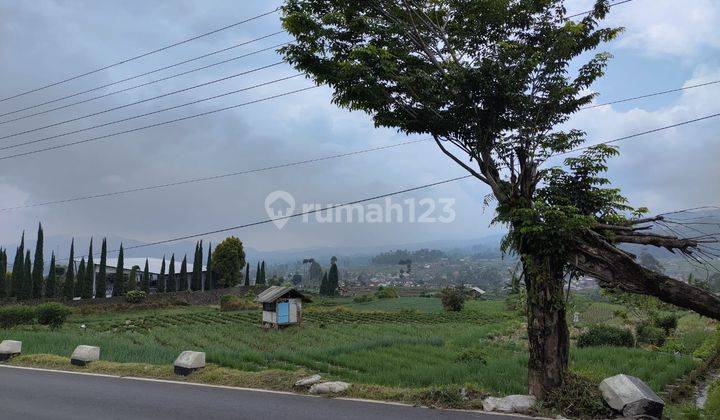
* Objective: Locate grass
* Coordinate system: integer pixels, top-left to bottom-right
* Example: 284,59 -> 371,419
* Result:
0,297 -> 709,406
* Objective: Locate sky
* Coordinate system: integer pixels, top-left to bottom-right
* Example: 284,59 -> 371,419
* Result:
0,0 -> 718,255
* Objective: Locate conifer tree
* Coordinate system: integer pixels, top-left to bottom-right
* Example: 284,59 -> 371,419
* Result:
0,248 -> 7,298
328,259 -> 339,296
167,254 -> 176,292
10,232 -> 25,298
96,238 -> 107,298
179,255 -> 188,291
127,265 -> 139,292
81,239 -> 94,299
113,244 -> 125,297
244,262 -> 250,287
191,241 -> 202,291
141,259 -> 150,293
319,272 -> 329,296
259,261 -> 266,285
159,256 -> 166,293
21,250 -> 32,300
31,223 -> 44,298
205,243 -> 213,291
46,252 -> 57,298
63,239 -> 75,299
76,258 -> 86,299
255,262 -> 260,285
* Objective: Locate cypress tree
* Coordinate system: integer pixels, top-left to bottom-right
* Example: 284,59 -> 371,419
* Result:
63,239 -> 75,299
259,261 -> 266,285
76,258 -> 86,298
46,252 -> 57,298
179,255 -> 188,291
31,223 -> 44,298
0,248 -> 6,298
96,238 -> 107,298
255,262 -> 260,285
10,232 -> 25,297
191,241 -> 202,291
159,256 -> 166,293
167,254 -> 176,292
320,272 -> 329,296
244,262 -> 250,287
141,259 -> 150,293
328,260 -> 339,296
127,265 -> 139,292
205,243 -> 213,291
81,239 -> 93,299
113,244 -> 125,297
21,250 -> 32,300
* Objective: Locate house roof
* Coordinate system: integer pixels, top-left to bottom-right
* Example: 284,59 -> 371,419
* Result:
470,287 -> 486,294
256,286 -> 310,303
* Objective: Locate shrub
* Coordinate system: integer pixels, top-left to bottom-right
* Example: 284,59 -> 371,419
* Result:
126,290 -> 147,304
455,347 -> 487,365
36,303 -> 72,330
543,372 -> 614,419
219,295 -> 259,311
577,325 -> 635,348
653,313 -> 678,334
352,294 -> 374,303
705,379 -> 720,419
0,305 -> 36,328
375,286 -> 398,299
440,287 -> 465,312
636,322 -> 666,346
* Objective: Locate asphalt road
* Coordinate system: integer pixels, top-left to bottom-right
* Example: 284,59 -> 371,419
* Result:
0,365 -> 520,420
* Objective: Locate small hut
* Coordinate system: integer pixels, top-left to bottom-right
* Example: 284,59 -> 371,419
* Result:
468,287 -> 487,299
256,286 -> 311,329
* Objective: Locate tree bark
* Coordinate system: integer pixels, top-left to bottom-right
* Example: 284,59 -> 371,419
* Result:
523,256 -> 569,398
574,231 -> 720,320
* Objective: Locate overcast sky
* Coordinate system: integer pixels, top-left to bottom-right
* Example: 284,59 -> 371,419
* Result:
0,0 -> 718,254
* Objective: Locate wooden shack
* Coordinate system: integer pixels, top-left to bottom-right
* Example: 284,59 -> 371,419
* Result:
256,286 -> 311,329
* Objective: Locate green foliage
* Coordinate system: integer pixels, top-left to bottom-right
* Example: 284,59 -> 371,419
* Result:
178,256 -> 188,291
353,294 -> 374,304
0,305 -> 36,328
705,379 -> 720,419
63,239 -> 75,299
191,241 -> 203,291
455,347 -> 487,365
692,328 -> 720,359
36,303 -> 71,330
113,244 -> 125,297
653,313 -> 678,334
141,259 -> 150,294
0,248 -> 7,299
45,253 -> 57,299
542,372 -> 613,419
126,290 -> 147,304
96,238 -> 107,299
80,240 -> 94,299
375,286 -> 398,299
440,287 -> 466,312
31,223 -> 44,299
127,265 -> 139,292
213,237 -> 246,287
166,254 -> 176,292
577,325 -> 635,348
219,295 -> 260,312
636,322 -> 667,346
206,243 -> 214,291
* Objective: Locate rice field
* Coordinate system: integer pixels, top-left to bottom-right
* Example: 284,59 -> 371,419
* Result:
0,298 -> 705,396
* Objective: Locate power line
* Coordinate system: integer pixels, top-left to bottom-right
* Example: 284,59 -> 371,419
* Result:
0,8 -> 280,103
567,0 -> 633,19
0,39 -> 290,123
0,74 -> 305,153
0,61 -> 286,142
582,79 -> 720,110
0,84 -> 317,161
0,139 -> 431,212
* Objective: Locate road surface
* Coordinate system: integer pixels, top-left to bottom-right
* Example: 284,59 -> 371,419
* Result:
0,365 -> 520,420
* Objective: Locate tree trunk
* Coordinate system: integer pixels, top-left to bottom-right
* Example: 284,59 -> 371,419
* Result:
523,256 -> 570,398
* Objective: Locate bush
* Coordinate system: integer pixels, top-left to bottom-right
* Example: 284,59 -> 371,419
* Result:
352,294 -> 374,303
543,372 -> 614,419
455,347 -> 487,365
636,322 -> 666,346
705,379 -> 720,419
0,305 -> 36,328
653,313 -> 678,334
577,325 -> 635,348
375,286 -> 398,299
219,295 -> 259,311
125,290 -> 147,304
440,287 -> 465,312
36,303 -> 72,330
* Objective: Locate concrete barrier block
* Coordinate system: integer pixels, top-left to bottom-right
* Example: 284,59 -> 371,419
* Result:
0,340 -> 22,361
600,374 -> 664,418
173,351 -> 205,376
70,345 -> 100,366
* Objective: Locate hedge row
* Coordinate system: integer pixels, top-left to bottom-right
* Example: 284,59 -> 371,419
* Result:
0,303 -> 71,329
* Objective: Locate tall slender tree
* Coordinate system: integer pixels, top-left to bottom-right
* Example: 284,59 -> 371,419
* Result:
127,265 -> 139,292
46,252 -> 57,298
159,256 -> 166,293
76,258 -> 86,299
31,223 -> 44,298
81,239 -> 93,299
319,272 -> 329,296
10,231 -> 25,298
0,248 -> 7,298
259,261 -> 266,285
21,250 -> 32,300
328,258 -> 339,296
191,241 -> 202,291
255,262 -> 260,285
96,238 -> 107,298
179,255 -> 188,291
244,262 -> 250,287
63,239 -> 75,299
113,244 -> 125,297
167,254 -> 176,292
205,243 -> 213,291
141,259 -> 150,293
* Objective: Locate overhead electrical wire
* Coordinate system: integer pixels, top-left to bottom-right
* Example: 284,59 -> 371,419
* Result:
0,8 -> 280,103
566,0 -> 633,19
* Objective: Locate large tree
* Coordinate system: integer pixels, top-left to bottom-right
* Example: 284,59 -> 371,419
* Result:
63,239 -> 75,299
191,241 -> 203,291
46,252 -> 57,298
206,244 -> 214,291
96,238 -> 107,298
159,255 -> 167,293
213,236 -> 246,287
281,0 -> 720,396
81,239 -> 94,299
167,254 -> 176,292
31,223 -> 44,299
10,232 -> 25,298
113,244 -> 125,297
